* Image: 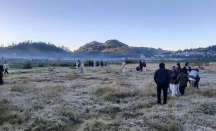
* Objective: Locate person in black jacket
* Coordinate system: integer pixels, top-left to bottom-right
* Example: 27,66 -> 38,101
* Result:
0,65 -> 3,85
176,63 -> 181,74
139,61 -> 143,71
101,61 -> 104,67
96,61 -> 99,67
154,63 -> 171,104
176,63 -> 181,93
182,62 -> 190,74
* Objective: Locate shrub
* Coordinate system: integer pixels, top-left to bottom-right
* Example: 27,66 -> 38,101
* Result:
124,59 -> 139,64
197,103 -> 216,115
60,63 -> 71,67
149,122 -> 179,131
196,89 -> 216,97
38,63 -> 45,67
78,119 -> 121,131
27,117 -> 62,131
23,61 -> 32,69
49,62 -> 58,67
0,99 -> 23,126
61,110 -> 81,124
84,60 -> 94,67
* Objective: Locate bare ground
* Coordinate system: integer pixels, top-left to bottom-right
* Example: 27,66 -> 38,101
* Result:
0,63 -> 216,131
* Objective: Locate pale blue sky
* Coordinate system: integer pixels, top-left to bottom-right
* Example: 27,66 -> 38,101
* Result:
0,0 -> 216,51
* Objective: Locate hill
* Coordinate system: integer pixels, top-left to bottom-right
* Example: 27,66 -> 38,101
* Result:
0,41 -> 72,58
75,39 -> 166,57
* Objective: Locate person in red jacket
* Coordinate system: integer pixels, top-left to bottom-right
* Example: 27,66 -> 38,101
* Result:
143,61 -> 146,71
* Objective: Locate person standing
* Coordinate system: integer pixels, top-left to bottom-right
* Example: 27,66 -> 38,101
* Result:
91,60 -> 94,67
182,62 -> 190,74
143,61 -> 147,71
121,62 -> 126,73
176,63 -> 181,74
94,61 -> 96,67
96,61 -> 99,67
101,61 -> 104,67
170,66 -> 178,96
139,61 -> 143,71
0,65 -> 3,85
81,62 -> 84,73
188,66 -> 200,88
177,69 -> 189,95
176,63 -> 181,92
3,61 -> 9,74
76,60 -> 81,73
154,63 -> 170,104
89,60 -> 91,67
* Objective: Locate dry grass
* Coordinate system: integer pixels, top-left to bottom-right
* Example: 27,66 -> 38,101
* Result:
10,82 -> 36,92
40,85 -> 66,99
0,63 -> 216,131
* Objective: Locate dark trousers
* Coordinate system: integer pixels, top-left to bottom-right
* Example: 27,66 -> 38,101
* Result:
179,86 -> 186,95
0,78 -> 3,85
157,84 -> 168,104
4,69 -> 9,74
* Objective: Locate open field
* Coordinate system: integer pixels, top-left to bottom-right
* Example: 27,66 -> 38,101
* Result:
0,63 -> 216,131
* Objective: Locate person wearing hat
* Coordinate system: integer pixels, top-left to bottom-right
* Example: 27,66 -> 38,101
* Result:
170,65 -> 178,96
154,63 -> 170,104
188,66 -> 200,88
177,69 -> 189,95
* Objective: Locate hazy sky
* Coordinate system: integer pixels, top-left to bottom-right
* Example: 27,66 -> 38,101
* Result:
0,0 -> 216,51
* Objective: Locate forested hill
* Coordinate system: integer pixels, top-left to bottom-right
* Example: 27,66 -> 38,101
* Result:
0,41 -> 72,57
75,39 -> 166,57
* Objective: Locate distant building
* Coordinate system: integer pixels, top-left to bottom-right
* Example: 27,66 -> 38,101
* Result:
140,54 -> 146,59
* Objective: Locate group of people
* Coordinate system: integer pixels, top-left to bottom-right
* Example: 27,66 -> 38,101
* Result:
136,61 -> 147,71
154,62 -> 200,104
75,60 -> 85,73
91,61 -> 107,67
76,60 -> 108,73
0,61 -> 10,85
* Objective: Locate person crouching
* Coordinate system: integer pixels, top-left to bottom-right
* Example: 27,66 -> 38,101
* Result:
188,66 -> 200,89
